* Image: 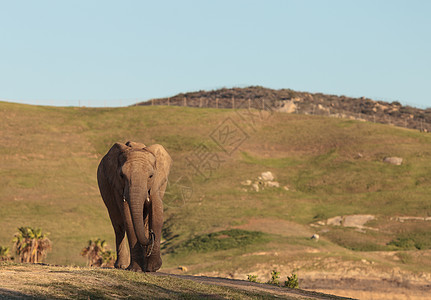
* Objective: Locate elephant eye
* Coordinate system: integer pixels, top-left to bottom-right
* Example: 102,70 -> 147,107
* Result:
149,174 -> 153,178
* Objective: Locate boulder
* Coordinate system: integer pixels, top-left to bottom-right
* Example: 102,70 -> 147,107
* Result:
383,157 -> 403,165
251,183 -> 260,192
266,181 -> 280,188
277,100 -> 297,113
241,180 -> 252,186
261,171 -> 274,181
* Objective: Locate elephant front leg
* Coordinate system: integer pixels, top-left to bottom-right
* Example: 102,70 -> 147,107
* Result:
145,193 -> 163,272
113,224 -> 129,269
123,200 -> 145,272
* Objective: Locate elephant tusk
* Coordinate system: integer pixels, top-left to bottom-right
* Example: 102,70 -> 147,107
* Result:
146,197 -> 150,202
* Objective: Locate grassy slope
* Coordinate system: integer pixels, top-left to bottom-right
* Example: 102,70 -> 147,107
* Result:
1,101 -> 431,272
1,262 -> 313,299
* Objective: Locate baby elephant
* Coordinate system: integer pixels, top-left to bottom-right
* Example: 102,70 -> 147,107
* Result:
97,141 -> 172,272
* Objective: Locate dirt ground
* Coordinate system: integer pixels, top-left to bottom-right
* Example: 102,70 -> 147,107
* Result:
155,272 -> 353,299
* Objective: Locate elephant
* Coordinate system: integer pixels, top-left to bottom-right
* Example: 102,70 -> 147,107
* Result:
97,141 -> 172,272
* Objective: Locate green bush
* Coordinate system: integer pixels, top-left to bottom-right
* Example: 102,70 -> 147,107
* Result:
388,231 -> 431,250
0,246 -> 12,261
173,229 -> 268,254
267,270 -> 280,286
285,273 -> 299,289
247,274 -> 259,283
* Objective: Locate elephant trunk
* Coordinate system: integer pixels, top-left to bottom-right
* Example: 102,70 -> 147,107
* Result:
129,175 -> 150,246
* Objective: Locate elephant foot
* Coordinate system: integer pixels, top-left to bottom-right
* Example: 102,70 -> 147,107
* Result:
126,262 -> 144,272
145,254 -> 162,272
114,262 -> 128,269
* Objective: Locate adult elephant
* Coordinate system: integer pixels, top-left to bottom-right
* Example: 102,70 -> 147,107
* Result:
97,141 -> 172,272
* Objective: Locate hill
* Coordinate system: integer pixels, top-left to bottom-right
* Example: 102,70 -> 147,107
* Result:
1,262 -> 344,299
1,101 -> 431,299
137,86 -> 431,132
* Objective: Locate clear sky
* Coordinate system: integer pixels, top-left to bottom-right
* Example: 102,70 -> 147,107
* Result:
0,1 -> 430,108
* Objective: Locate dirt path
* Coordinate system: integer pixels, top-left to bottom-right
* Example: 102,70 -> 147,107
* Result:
154,272 -> 354,299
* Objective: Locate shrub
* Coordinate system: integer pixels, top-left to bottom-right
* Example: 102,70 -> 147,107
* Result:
0,246 -> 12,261
285,273 -> 299,288
267,270 -> 280,286
173,229 -> 268,254
247,274 -> 259,283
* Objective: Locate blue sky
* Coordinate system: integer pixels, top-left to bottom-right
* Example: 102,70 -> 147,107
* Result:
0,1 -> 430,108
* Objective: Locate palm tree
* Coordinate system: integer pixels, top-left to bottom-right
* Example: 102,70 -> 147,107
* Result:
100,249 -> 116,268
81,238 -> 115,267
12,227 -> 52,263
0,246 -> 12,261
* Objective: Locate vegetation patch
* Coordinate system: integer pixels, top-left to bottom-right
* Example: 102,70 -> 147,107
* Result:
388,231 -> 431,250
323,228 -> 390,251
171,229 -> 269,254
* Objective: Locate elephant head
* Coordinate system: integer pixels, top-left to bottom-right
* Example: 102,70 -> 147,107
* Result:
97,141 -> 172,271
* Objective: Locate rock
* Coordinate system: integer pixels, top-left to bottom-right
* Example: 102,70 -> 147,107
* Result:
283,186 -> 289,191
241,180 -> 252,186
266,181 -> 279,188
311,234 -> 319,241
355,153 -> 363,159
383,157 -> 403,165
277,100 -> 297,113
251,183 -> 260,192
261,171 -> 274,181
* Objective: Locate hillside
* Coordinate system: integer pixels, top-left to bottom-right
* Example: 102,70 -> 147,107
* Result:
1,101 -> 431,299
138,86 -> 431,132
1,262 -> 343,299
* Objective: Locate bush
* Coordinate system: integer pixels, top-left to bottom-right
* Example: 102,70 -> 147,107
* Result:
285,273 -> 299,288
0,246 -> 12,261
247,274 -> 259,283
267,270 -> 280,286
173,229 -> 268,254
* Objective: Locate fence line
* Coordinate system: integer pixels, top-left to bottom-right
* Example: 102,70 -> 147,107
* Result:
142,96 -> 430,132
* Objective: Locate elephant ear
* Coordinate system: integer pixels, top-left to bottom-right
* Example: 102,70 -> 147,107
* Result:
98,142 -> 129,192
145,144 -> 172,198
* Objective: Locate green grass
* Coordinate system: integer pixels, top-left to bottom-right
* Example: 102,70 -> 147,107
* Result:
169,229 -> 270,254
1,101 -> 431,274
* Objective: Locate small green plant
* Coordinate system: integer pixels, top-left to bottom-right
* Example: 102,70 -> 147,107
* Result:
247,274 -> 259,283
267,270 -> 280,286
285,273 -> 299,288
0,246 -> 12,261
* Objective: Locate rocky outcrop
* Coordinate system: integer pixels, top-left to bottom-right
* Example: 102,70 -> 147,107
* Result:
241,171 -> 281,192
